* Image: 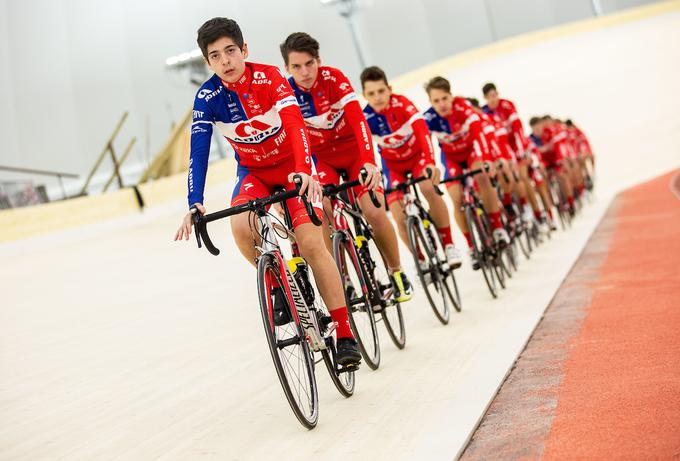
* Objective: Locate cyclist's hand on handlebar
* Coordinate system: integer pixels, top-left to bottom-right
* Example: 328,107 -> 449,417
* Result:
174,203 -> 205,241
288,172 -> 321,204
361,163 -> 382,190
425,164 -> 441,185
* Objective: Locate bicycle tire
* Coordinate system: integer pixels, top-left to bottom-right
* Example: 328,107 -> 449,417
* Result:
465,206 -> 498,299
359,235 -> 406,349
257,253 -> 319,429
407,216 -> 450,325
332,232 -> 381,370
422,215 -> 462,313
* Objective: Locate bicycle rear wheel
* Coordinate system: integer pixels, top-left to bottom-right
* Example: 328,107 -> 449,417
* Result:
332,232 -> 381,370
257,253 -> 318,429
407,216 -> 450,325
359,234 -> 406,349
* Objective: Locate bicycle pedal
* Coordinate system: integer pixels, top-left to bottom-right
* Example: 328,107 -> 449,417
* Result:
338,363 -> 360,373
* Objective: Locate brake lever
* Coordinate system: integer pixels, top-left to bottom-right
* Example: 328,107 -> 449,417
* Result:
360,167 -> 382,209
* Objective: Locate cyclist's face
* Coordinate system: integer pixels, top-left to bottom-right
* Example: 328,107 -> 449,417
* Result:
205,36 -> 248,83
532,121 -> 544,136
363,80 -> 392,112
286,52 -> 320,89
428,88 -> 453,117
484,89 -> 499,109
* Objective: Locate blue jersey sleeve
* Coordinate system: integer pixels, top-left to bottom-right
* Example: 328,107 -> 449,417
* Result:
187,91 -> 214,207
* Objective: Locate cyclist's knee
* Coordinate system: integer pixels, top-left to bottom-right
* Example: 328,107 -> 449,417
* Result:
230,214 -> 254,246
296,226 -> 328,260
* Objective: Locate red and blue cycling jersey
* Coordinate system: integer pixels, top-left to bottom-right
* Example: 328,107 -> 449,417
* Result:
188,62 -> 312,206
288,66 -> 374,164
423,96 -> 490,162
363,94 -> 435,165
482,98 -> 528,158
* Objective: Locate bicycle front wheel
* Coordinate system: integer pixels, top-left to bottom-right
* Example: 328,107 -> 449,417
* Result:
257,253 -> 319,429
359,233 -> 406,350
465,206 -> 498,299
332,232 -> 381,370
407,216 -> 450,325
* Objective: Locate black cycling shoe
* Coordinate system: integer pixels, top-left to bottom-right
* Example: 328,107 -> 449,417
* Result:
271,287 -> 291,326
335,337 -> 362,367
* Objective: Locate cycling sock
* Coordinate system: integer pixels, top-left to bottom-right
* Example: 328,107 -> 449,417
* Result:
463,232 -> 473,248
568,195 -> 575,208
519,196 -> 528,206
547,208 -> 554,220
489,211 -> 503,230
330,308 -> 353,339
534,210 -> 542,221
437,225 -> 454,246
502,193 -> 513,206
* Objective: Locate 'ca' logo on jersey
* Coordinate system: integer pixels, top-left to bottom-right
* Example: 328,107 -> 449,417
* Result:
232,119 -> 280,144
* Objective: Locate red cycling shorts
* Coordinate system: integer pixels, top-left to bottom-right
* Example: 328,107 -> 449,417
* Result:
231,156 -> 322,229
381,153 -> 431,206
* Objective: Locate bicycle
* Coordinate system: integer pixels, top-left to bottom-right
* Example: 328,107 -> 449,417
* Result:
386,172 -> 461,325
191,177 -> 356,429
547,166 -> 573,230
323,169 -> 407,359
440,167 -> 507,299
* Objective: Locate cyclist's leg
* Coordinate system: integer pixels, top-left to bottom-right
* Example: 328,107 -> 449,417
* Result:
387,196 -> 408,248
358,191 -> 402,271
312,157 -> 340,252
518,159 -> 542,220
230,170 -> 268,266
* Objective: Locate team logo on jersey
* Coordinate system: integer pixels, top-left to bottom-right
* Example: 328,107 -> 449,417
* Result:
381,133 -> 410,148
198,87 -> 222,101
322,69 -> 331,78
339,82 -> 350,91
243,182 -> 254,191
253,71 -> 266,79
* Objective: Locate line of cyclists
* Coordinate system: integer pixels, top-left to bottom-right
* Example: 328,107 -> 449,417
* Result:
174,17 -> 595,428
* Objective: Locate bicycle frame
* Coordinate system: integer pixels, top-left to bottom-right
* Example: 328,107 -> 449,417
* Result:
255,210 -> 328,353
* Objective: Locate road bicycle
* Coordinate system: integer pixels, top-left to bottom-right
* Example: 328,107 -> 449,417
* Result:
191,177 -> 356,429
386,172 -> 461,325
323,169 -> 407,361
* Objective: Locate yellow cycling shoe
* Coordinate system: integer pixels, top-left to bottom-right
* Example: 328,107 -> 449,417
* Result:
390,271 -> 413,303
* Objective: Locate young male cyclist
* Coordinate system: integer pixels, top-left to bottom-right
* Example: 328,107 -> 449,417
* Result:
360,66 -> 464,269
482,83 -> 546,228
279,33 -> 413,302
423,76 -> 509,269
174,18 -> 361,365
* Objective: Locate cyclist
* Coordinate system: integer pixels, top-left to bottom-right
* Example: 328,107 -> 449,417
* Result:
482,83 -> 547,230
279,33 -> 413,302
360,66 -> 464,269
173,18 -> 361,366
468,97 -> 536,229
566,119 -> 595,174
534,115 -> 576,214
423,76 -> 509,269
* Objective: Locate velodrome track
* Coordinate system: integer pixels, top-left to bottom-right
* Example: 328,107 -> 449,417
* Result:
1,4 -> 679,460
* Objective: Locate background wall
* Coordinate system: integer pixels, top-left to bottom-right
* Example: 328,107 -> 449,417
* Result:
0,0 -> 660,197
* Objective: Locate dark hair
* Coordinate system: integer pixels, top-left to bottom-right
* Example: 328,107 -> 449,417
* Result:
360,66 -> 388,89
565,119 -> 574,126
482,82 -> 497,96
424,76 -> 451,95
197,18 -> 244,59
541,114 -> 552,121
280,32 -> 320,65
467,97 -> 480,108
529,116 -> 542,127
